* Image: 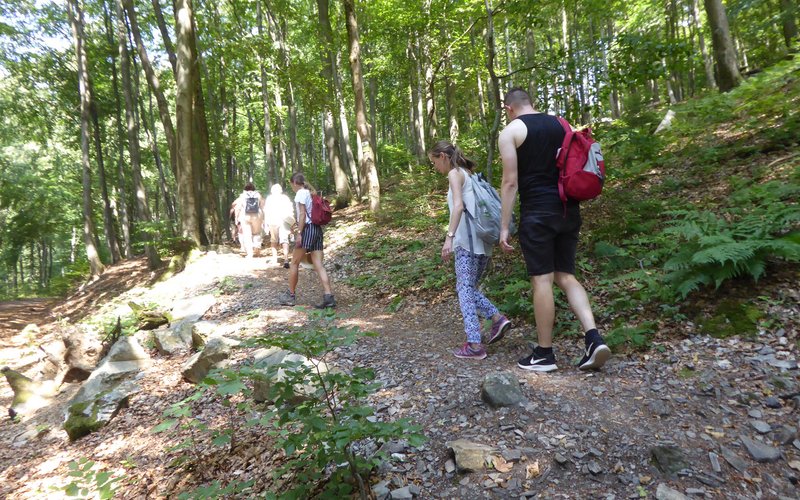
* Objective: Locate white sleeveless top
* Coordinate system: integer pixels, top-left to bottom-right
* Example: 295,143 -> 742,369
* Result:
447,167 -> 491,256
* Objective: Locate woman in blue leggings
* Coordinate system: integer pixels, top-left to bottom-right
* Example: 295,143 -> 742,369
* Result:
429,141 -> 512,359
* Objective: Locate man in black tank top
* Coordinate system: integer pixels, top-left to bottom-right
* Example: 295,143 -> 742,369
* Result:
498,88 -> 610,373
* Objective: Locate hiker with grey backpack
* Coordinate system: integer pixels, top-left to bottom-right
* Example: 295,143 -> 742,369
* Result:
429,141 -> 512,360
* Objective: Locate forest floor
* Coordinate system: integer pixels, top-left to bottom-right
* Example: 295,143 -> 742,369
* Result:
0,207 -> 798,499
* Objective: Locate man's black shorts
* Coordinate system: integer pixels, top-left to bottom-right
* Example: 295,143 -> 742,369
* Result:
518,209 -> 581,276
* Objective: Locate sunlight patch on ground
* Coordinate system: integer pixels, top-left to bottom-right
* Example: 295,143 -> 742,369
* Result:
326,220 -> 371,253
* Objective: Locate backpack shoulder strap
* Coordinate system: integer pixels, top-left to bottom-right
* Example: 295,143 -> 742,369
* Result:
555,117 -> 573,170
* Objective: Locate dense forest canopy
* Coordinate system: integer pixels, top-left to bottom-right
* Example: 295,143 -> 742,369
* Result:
0,0 -> 797,297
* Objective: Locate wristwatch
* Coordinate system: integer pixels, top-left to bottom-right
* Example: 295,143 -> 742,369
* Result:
446,231 -> 455,238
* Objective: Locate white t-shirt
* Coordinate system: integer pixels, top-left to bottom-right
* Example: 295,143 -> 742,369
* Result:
294,188 -> 313,224
264,193 -> 294,226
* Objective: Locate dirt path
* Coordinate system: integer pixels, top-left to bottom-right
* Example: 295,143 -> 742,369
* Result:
0,248 -> 798,499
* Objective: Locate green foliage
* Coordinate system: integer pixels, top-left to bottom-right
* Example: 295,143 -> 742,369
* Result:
247,310 -> 425,498
55,458 -> 124,499
605,323 -> 655,351
663,183 -> 800,297
153,310 -> 423,498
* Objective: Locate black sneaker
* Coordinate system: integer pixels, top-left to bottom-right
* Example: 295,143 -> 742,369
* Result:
518,347 -> 558,372
577,335 -> 611,371
278,290 -> 296,306
283,262 -> 290,269
315,293 -> 336,309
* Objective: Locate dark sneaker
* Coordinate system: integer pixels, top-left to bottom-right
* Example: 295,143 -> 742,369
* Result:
518,347 -> 558,372
283,262 -> 290,269
278,290 -> 296,306
452,343 -> 487,360
577,336 -> 611,371
315,294 -> 336,309
485,315 -> 511,345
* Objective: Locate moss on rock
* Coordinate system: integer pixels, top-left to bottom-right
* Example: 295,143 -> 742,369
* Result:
64,398 -> 103,441
698,299 -> 763,339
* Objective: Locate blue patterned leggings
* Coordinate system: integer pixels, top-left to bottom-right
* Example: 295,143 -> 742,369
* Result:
454,247 -> 500,343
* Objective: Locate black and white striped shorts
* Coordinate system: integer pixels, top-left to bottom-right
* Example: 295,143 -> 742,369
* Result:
300,223 -> 324,252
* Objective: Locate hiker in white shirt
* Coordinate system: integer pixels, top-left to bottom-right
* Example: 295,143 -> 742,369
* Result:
233,182 -> 264,258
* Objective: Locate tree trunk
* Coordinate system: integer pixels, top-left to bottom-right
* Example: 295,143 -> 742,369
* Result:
703,0 -> 742,91
175,0 -> 201,245
484,0 -> 502,182
525,26 -> 538,108
150,0 -> 177,73
67,0 -> 105,277
445,56 -> 459,143
103,0 -> 132,257
342,0 -> 380,211
88,66 -> 121,264
256,0 -> 278,187
124,0 -> 177,176
780,0 -> 798,47
189,13 -> 219,245
335,51 -> 360,196
411,38 -> 427,159
316,0 -> 352,202
692,0 -> 716,89
116,0 -> 161,270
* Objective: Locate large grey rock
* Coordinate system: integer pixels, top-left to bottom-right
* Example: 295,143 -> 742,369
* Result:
650,445 -> 689,475
170,294 -> 217,322
70,337 -> 151,407
191,321 -> 222,349
480,371 -> 524,408
655,483 -> 689,500
2,367 -> 50,419
250,347 -> 328,403
64,377 -> 140,441
153,326 -> 193,355
181,336 -> 240,384
62,325 -> 103,381
740,436 -> 782,463
446,439 -> 498,472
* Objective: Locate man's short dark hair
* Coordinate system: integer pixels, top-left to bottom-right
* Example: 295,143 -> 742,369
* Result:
504,87 -> 531,107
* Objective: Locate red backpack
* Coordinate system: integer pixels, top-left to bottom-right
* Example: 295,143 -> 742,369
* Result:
311,193 -> 333,226
555,117 -> 606,203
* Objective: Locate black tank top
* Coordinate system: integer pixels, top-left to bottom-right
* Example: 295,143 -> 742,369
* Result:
515,113 -> 570,212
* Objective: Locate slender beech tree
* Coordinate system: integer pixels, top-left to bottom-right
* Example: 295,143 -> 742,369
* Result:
124,0 -> 177,176
66,0 -> 105,277
343,0 -> 380,210
317,0 -> 353,203
704,0 -> 742,91
116,0 -> 161,269
175,0 -> 201,244
779,0 -> 798,47
484,0 -> 502,181
102,0 -> 132,257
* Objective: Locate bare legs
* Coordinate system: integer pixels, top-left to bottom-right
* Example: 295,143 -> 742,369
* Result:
288,247 -> 331,295
531,271 -> 596,346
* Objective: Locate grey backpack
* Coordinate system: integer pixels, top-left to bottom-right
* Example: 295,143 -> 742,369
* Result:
465,173 -> 509,246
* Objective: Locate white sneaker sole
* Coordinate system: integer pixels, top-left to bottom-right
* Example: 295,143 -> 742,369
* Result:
579,345 -> 611,370
517,362 -> 558,372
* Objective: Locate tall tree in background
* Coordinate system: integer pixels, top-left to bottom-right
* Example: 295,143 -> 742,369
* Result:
175,0 -> 201,244
317,0 -> 352,203
779,0 -> 798,47
117,0 -> 161,269
66,0 -> 105,277
343,0 -> 380,210
704,0 -> 742,91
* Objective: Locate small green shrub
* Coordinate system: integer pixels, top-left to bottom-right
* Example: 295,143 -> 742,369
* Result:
54,458 -> 124,499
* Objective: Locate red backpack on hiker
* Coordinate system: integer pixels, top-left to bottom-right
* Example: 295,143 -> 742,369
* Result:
311,193 -> 333,226
555,117 -> 606,203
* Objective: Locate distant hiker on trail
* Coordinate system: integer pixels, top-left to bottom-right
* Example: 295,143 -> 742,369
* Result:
263,183 -> 294,268
278,173 -> 336,309
498,88 -> 610,372
232,182 -> 264,259
430,141 -> 512,360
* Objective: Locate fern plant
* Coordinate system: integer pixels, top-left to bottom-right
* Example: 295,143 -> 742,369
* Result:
663,184 -> 800,298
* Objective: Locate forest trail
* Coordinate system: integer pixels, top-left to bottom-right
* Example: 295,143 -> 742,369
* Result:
0,243 -> 798,499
